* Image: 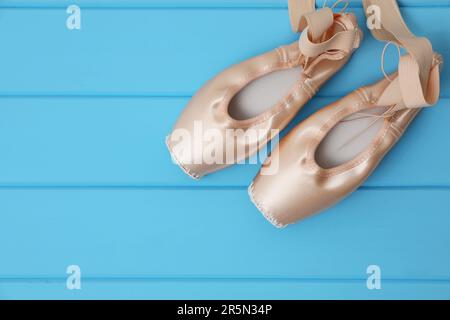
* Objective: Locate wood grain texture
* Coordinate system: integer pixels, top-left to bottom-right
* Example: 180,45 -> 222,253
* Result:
0,189 -> 449,279
0,97 -> 449,187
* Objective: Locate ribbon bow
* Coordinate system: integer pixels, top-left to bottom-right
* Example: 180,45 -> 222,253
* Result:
288,0 -> 361,71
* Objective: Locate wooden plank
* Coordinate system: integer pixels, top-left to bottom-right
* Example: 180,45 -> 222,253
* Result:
0,97 -> 448,186
1,279 -> 449,299
0,0 -> 447,301
0,188 -> 449,278
0,8 -> 448,96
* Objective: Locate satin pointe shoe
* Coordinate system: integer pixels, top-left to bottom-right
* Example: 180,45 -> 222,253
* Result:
166,0 -> 362,179
249,0 -> 443,228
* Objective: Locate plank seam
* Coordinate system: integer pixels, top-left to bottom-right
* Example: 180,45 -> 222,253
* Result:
0,186 -> 449,191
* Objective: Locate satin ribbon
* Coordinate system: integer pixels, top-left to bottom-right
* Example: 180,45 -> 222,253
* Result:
363,0 -> 442,110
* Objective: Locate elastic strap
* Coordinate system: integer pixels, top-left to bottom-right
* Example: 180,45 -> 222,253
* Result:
363,0 -> 441,109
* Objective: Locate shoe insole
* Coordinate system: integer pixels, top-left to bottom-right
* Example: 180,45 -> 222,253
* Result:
315,107 -> 389,169
228,67 -> 302,120
228,66 -> 388,170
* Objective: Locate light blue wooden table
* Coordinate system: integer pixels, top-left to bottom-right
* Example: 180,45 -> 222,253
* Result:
0,0 -> 449,299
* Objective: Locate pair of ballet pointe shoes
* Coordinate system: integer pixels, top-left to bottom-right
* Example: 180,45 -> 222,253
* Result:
166,0 -> 443,228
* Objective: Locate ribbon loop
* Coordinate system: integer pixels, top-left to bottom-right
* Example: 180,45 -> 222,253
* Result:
289,0 -> 361,71
288,0 -> 316,33
299,24 -> 358,58
363,0 -> 442,110
299,8 -> 335,42
289,1 -> 334,41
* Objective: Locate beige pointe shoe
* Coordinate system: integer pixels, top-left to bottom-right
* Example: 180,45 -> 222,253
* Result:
249,0 -> 443,228
166,0 -> 362,179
